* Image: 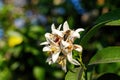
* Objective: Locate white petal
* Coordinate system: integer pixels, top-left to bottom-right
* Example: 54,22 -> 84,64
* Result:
74,44 -> 83,52
51,24 -> 55,32
43,46 -> 51,52
52,52 -> 60,63
48,61 -> 52,65
40,41 -> 49,45
72,32 -> 80,38
47,38 -> 56,45
61,40 -> 69,48
45,33 -> 59,45
51,24 -> 63,37
45,33 -> 51,39
76,28 -> 84,33
67,52 -> 80,65
61,59 -> 67,72
52,29 -> 63,37
46,56 -> 53,65
63,21 -> 70,32
57,24 -> 62,30
72,28 -> 84,38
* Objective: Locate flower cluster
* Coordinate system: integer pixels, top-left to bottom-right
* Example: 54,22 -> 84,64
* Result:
40,21 -> 84,72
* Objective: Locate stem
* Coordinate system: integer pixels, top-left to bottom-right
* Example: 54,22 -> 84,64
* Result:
78,67 -> 85,80
78,53 -> 87,80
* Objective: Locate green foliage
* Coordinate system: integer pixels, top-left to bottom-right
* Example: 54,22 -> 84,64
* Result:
0,68 -> 12,80
80,9 -> 120,47
65,67 -> 85,80
89,46 -> 120,65
106,19 -> 120,26
66,9 -> 120,80
33,67 -> 45,80
96,63 -> 120,74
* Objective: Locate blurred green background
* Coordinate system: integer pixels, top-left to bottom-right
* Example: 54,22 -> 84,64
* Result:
0,0 -> 120,80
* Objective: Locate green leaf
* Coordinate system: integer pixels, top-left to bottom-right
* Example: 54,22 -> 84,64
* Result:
65,67 -> 84,80
80,9 -> 120,47
0,55 -> 5,66
33,66 -> 45,80
89,46 -> 120,65
106,19 -> 120,26
96,63 -> 120,74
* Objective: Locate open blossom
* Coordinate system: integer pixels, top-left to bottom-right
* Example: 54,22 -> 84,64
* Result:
40,21 -> 84,72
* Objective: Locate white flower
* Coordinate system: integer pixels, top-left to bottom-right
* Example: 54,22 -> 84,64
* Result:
63,21 -> 84,42
42,38 -> 61,63
74,44 -> 83,52
51,23 -> 63,37
59,40 -> 81,71
40,21 -> 84,72
40,24 -> 63,45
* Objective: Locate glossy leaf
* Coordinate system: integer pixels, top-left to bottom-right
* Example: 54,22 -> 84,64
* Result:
106,19 -> 120,26
65,67 -> 84,80
80,9 -> 120,47
89,46 -> 120,65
